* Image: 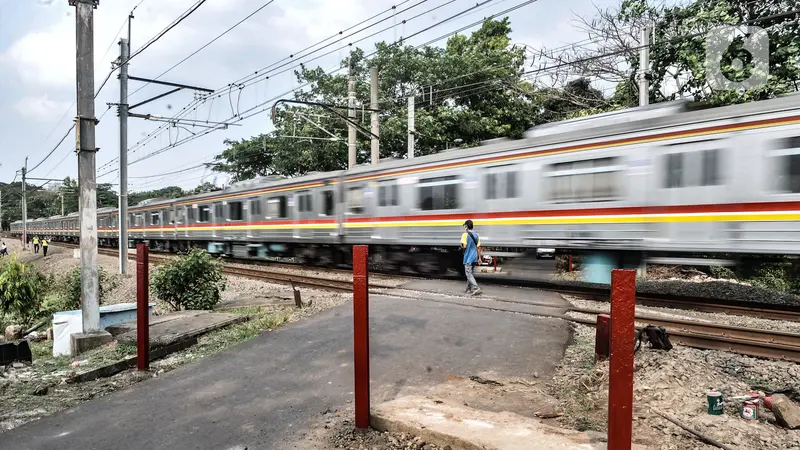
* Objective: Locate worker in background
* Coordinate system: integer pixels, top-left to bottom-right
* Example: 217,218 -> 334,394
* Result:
0,242 -> 7,257
41,238 -> 48,257
460,219 -> 482,296
33,236 -> 40,254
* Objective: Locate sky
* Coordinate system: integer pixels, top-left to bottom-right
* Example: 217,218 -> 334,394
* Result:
0,0 -> 627,194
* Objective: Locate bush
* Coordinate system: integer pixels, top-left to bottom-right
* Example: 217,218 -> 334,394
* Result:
709,265 -> 737,280
0,257 -> 46,327
151,249 -> 226,311
58,266 -> 116,312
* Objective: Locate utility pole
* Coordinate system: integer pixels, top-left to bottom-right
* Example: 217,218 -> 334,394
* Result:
638,24 -> 651,107
60,191 -> 65,216
407,96 -> 415,160
22,159 -> 27,250
72,0 -> 101,335
370,66 -> 379,166
118,37 -> 130,275
347,72 -> 357,169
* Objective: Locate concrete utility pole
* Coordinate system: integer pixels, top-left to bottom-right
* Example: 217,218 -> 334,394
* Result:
347,72 -> 357,169
118,37 -> 130,275
638,24 -> 651,107
60,191 -> 65,216
407,96 -> 415,160
21,159 -> 27,250
370,66 -> 379,166
71,0 -> 101,337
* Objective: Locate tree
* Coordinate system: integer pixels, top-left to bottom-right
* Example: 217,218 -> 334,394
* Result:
0,257 -> 47,327
213,18 -> 555,180
561,0 -> 799,107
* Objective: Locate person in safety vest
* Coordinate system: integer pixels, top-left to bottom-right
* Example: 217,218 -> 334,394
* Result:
42,239 -> 49,257
33,236 -> 40,254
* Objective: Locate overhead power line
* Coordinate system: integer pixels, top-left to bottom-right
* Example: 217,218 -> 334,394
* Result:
126,0 -> 278,101
98,0 -> 440,172
127,0 -> 207,62
98,0 -> 538,176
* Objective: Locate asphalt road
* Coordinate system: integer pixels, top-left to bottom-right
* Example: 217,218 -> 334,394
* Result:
0,290 -> 571,450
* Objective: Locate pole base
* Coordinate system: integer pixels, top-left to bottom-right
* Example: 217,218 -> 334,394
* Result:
70,331 -> 113,356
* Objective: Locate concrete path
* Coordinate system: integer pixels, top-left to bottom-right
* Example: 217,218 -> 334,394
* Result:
0,292 -> 571,450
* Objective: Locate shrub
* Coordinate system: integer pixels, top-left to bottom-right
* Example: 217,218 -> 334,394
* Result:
151,249 -> 226,311
709,265 -> 737,280
58,266 -> 116,312
0,257 -> 45,327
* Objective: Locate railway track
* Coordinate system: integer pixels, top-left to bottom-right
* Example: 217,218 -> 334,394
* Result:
54,243 -> 800,362
58,242 -> 800,323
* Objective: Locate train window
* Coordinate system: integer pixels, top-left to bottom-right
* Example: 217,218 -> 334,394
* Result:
178,208 -> 186,224
229,201 -> 244,221
151,213 -> 160,226
702,149 -> 720,186
378,182 -> 398,207
773,136 -> 800,193
664,149 -> 720,188
321,190 -> 335,216
484,169 -> 519,199
198,206 -> 211,223
297,192 -> 313,212
135,214 -> 144,227
665,153 -> 683,188
266,196 -> 288,218
214,203 -> 224,219
249,198 -> 262,216
546,157 -> 620,202
418,176 -> 460,210
347,187 -> 365,214
129,214 -> 135,227
188,206 -> 197,222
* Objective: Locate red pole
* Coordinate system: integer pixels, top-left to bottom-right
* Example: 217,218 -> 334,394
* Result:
569,254 -> 573,272
136,243 -> 150,371
608,269 -> 636,450
352,245 -> 370,429
595,313 -> 610,361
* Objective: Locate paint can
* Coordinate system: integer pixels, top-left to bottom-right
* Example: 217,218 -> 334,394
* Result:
707,391 -> 724,415
741,400 -> 759,420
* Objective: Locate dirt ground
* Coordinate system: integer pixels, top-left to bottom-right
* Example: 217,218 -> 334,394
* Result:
548,323 -> 800,450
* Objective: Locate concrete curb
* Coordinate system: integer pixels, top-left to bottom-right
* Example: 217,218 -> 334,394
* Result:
370,413 -> 486,450
67,337 -> 197,383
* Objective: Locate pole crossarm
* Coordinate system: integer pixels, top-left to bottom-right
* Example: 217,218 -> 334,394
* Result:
128,76 -> 213,92
271,99 -> 380,141
127,113 -> 240,129
128,87 -> 182,110
24,177 -> 66,182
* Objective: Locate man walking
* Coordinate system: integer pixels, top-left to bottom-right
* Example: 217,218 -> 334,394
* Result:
42,238 -> 49,257
33,236 -> 39,254
460,219 -> 482,295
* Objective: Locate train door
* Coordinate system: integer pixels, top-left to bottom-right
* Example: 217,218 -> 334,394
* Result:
375,179 -> 399,241
656,139 -> 725,248
294,190 -> 314,239
318,187 -> 336,241
177,206 -> 189,239
226,199 -> 246,240
212,201 -> 224,238
247,196 -> 262,240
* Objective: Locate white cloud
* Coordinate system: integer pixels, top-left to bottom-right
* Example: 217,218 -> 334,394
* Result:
14,95 -> 72,121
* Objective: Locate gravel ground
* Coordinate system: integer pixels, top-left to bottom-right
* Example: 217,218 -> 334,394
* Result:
548,324 -> 800,450
563,295 -> 800,334
223,260 -> 411,286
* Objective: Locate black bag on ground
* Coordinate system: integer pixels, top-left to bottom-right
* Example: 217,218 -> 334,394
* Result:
634,325 -> 673,352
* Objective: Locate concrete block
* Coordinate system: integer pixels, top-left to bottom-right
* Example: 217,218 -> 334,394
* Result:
70,331 -> 113,356
371,395 -> 646,450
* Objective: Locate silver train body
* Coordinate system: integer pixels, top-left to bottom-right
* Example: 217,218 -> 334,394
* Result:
12,95 -> 800,272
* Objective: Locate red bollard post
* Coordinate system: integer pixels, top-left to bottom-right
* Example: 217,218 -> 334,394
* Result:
569,255 -> 573,272
136,244 -> 150,371
595,314 -> 610,361
608,269 -> 636,450
352,245 -> 370,429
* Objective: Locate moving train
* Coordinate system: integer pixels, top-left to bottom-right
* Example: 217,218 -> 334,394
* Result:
11,94 -> 800,274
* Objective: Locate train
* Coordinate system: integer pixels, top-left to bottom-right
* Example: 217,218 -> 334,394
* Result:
11,93 -> 800,274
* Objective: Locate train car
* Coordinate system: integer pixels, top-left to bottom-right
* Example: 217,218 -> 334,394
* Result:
11,94 -> 800,274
